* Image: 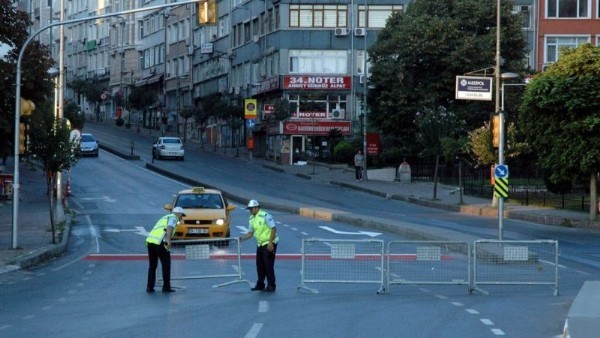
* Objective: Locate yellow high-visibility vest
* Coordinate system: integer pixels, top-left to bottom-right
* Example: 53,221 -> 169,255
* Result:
146,214 -> 175,245
249,210 -> 278,247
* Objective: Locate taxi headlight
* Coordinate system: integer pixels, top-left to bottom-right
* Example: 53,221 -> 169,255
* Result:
214,219 -> 225,226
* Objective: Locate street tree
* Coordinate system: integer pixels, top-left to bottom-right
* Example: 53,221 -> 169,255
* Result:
519,44 -> 600,220
179,106 -> 193,143
415,106 -> 466,199
192,106 -> 211,148
1,1 -> 55,159
368,0 -> 526,154
28,102 -> 79,243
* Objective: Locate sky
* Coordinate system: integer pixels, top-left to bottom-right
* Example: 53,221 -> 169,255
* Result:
0,42 -> 12,59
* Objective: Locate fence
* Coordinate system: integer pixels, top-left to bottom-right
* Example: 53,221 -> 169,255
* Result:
386,241 -> 471,292
166,238 -> 252,288
297,238 -> 386,294
472,239 -> 559,296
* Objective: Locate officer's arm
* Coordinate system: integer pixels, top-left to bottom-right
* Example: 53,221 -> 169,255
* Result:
268,227 -> 277,245
166,226 -> 173,248
239,229 -> 253,242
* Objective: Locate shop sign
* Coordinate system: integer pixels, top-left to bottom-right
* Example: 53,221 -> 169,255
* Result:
283,121 -> 352,136
283,75 -> 351,90
291,111 -> 327,119
255,77 -> 280,94
367,133 -> 380,155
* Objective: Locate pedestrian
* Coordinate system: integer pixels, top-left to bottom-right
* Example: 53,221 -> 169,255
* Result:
145,206 -> 186,293
239,200 -> 279,292
354,149 -> 364,181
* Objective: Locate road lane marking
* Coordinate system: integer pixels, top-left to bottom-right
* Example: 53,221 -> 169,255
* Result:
258,301 -> 269,313
481,319 -> 494,326
466,309 -> 479,314
244,323 -> 263,338
491,328 -> 505,335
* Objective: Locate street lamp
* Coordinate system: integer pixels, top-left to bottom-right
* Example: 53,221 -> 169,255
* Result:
497,71 -> 519,240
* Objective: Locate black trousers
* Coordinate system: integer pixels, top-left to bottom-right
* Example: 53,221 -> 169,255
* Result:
255,243 -> 277,288
147,242 -> 171,290
355,166 -> 363,180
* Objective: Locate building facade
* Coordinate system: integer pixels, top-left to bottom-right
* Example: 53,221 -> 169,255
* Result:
21,0 -> 599,164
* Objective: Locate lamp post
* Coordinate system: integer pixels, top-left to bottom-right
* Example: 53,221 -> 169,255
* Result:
362,0 -> 369,181
497,72 -> 519,240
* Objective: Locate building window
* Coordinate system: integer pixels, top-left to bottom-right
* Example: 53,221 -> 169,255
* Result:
357,5 -> 403,28
289,50 -> 347,74
545,36 -> 589,63
289,5 -> 348,28
546,0 -> 590,18
513,5 -> 532,29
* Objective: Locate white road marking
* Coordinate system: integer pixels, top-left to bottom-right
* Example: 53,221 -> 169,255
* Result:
466,309 -> 479,314
0,324 -> 11,330
258,300 -> 269,313
451,302 -> 464,306
244,323 -> 263,338
435,294 -> 447,300
481,319 -> 494,326
491,328 -> 505,335
319,226 -> 381,237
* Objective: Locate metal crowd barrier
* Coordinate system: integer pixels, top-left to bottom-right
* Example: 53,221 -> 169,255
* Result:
297,238 -> 385,294
167,237 -> 252,288
472,239 -> 559,296
386,241 -> 471,293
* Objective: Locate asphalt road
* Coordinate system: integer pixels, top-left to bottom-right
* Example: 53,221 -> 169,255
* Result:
0,146 -> 593,337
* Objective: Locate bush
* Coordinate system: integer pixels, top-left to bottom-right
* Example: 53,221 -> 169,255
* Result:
115,117 -> 125,126
380,146 -> 403,167
333,141 -> 355,165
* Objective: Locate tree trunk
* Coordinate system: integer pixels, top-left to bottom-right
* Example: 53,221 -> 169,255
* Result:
590,172 -> 597,221
432,155 -> 439,200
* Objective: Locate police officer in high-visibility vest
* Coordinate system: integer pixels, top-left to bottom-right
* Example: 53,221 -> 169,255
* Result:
145,206 -> 185,293
240,200 -> 279,292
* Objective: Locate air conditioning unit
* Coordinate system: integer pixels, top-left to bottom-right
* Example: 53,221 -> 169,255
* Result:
334,28 -> 349,36
329,109 -> 346,119
354,28 -> 366,37
252,35 -> 260,43
359,75 -> 367,84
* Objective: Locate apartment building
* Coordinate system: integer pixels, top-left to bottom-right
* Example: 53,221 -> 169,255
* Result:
21,0 -> 598,164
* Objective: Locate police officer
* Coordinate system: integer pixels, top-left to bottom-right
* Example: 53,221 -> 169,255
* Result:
146,206 -> 185,293
240,200 -> 279,292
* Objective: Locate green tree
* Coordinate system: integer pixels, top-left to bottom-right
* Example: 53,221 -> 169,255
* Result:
1,2 -> 55,158
179,106 -> 194,143
28,103 -> 79,243
519,44 -> 600,220
368,0 -> 526,154
192,106 -> 211,148
415,106 -> 466,199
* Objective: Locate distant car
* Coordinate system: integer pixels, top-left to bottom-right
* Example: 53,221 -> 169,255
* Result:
165,187 -> 236,241
152,137 -> 184,160
79,133 -> 99,157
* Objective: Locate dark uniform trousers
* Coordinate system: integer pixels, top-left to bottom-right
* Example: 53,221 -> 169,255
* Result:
255,243 -> 277,288
147,242 -> 171,290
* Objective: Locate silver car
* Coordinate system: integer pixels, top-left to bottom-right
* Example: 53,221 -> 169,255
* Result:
152,137 -> 184,161
79,133 -> 99,157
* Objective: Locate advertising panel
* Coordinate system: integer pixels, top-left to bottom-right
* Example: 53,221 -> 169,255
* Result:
283,121 -> 352,136
455,76 -> 493,101
283,75 -> 352,90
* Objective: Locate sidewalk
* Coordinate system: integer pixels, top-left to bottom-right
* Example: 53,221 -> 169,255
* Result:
2,118 -> 599,271
0,159 -> 69,273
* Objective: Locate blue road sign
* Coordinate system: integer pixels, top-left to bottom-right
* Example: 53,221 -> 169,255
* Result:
494,164 -> 509,179
246,119 -> 255,129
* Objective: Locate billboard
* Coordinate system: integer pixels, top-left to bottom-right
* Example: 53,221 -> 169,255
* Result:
455,76 -> 493,101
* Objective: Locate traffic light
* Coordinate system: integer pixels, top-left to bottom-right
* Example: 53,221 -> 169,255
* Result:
492,114 -> 501,148
20,98 -> 35,116
198,0 -> 217,26
19,123 -> 26,155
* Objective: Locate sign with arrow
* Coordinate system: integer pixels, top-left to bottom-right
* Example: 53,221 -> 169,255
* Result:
494,164 -> 509,179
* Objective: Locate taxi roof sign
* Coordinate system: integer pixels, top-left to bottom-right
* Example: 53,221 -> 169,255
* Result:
191,187 -> 205,193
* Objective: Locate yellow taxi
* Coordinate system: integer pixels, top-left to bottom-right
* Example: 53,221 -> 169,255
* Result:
164,187 -> 236,240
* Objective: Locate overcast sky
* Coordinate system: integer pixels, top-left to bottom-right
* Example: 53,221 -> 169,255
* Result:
0,42 -> 12,59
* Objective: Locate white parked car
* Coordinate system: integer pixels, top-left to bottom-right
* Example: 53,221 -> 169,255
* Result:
79,133 -> 99,157
152,137 -> 184,161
